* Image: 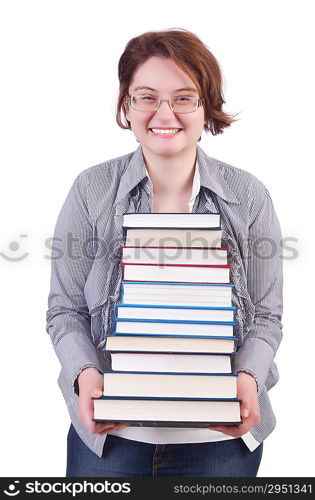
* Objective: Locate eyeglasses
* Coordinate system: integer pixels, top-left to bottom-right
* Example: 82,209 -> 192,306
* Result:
126,94 -> 204,114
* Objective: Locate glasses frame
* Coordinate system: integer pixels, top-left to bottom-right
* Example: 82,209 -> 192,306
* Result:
125,94 -> 204,114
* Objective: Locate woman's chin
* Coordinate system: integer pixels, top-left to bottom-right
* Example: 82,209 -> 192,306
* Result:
140,137 -> 188,156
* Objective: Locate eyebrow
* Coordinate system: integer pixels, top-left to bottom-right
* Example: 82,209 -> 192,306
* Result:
133,86 -> 198,93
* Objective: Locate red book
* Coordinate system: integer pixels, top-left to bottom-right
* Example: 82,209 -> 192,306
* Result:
121,245 -> 228,266
120,262 -> 230,284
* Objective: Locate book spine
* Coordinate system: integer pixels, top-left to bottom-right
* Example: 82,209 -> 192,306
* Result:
121,246 -> 229,250
121,262 -> 230,268
122,281 -> 235,287
106,350 -> 237,356
102,371 -> 238,376
117,304 -> 236,311
111,333 -> 238,339
115,318 -> 235,325
93,396 -> 242,401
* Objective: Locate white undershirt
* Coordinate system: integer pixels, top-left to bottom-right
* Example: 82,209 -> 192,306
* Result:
109,161 -> 260,452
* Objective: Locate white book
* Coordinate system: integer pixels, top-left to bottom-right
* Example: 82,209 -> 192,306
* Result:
93,397 -> 241,425
122,282 -> 233,307
105,335 -> 236,353
125,228 -> 223,248
121,246 -> 228,265
122,263 -> 230,283
116,304 -> 235,322
102,371 -> 238,398
114,319 -> 234,337
125,298 -> 232,306
110,351 -> 233,373
122,212 -> 221,229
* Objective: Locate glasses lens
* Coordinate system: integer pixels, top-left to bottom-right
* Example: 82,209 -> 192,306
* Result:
171,96 -> 198,113
132,95 -> 158,111
131,95 -> 200,113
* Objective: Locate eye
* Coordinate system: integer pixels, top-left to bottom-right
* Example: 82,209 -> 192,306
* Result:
136,95 -> 156,102
174,96 -> 194,102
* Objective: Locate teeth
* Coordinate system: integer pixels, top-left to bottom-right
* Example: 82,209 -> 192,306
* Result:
151,128 -> 180,134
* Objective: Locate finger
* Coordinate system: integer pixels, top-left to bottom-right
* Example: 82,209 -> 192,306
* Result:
208,425 -> 238,433
239,394 -> 252,419
95,422 -> 128,434
96,423 -> 127,436
91,388 -> 103,398
95,422 -> 117,431
94,424 -> 115,433
115,423 -> 129,429
208,425 -> 244,438
96,428 -> 115,436
240,401 -> 250,419
93,424 -> 114,434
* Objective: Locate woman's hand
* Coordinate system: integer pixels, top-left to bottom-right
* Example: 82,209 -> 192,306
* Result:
208,371 -> 261,437
76,367 -> 128,436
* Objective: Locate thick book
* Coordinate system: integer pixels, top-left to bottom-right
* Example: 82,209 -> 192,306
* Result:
109,350 -> 235,373
121,262 -> 230,283
115,304 -> 235,322
101,371 -> 238,398
125,227 -> 223,248
104,334 -> 237,353
92,396 -> 242,426
122,212 -> 221,229
113,318 -> 235,337
121,246 -> 228,266
122,281 -> 234,307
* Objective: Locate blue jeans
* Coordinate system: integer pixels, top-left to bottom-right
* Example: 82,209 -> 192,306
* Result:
66,423 -> 263,477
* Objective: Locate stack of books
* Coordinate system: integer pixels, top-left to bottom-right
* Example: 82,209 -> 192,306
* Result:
92,212 -> 242,427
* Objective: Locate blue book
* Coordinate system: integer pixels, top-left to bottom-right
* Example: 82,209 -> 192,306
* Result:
113,317 -> 235,337
92,395 -> 242,427
115,303 -> 235,323
108,350 -> 236,374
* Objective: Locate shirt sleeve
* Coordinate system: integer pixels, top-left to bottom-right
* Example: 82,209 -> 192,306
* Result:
233,180 -> 283,393
45,172 -> 104,396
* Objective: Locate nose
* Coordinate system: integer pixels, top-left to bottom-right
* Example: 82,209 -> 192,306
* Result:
155,99 -> 175,119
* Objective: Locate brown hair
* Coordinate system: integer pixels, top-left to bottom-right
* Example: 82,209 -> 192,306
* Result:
116,28 -> 238,137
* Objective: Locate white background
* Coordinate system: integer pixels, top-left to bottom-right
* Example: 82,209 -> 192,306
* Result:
0,0 -> 314,477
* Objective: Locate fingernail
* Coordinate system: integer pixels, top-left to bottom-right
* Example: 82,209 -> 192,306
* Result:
243,409 -> 249,417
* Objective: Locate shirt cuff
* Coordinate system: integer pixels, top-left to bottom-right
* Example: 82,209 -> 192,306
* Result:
232,338 -> 274,393
53,330 -> 104,397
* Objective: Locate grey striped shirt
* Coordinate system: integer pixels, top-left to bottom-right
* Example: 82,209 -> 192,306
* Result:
46,144 -> 283,457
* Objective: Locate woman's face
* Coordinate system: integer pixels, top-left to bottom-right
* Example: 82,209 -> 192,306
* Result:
125,56 -> 206,158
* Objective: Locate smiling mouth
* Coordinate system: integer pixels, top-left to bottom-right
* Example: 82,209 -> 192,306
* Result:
149,128 -> 183,134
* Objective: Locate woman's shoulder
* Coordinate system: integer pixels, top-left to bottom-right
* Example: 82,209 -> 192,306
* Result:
198,146 -> 267,196
199,150 -> 269,213
213,156 -> 266,192
77,150 -> 135,183
67,150 -> 136,221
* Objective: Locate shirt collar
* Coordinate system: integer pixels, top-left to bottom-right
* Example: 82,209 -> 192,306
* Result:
115,144 -> 240,205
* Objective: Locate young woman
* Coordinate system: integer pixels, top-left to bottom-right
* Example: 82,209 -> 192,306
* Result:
46,29 -> 283,477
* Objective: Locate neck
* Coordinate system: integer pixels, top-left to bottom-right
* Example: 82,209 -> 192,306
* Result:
141,145 -> 197,196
